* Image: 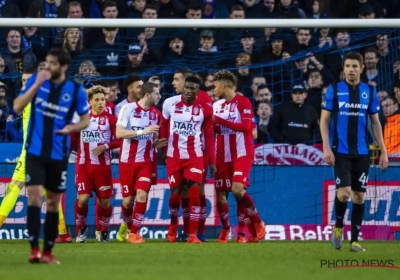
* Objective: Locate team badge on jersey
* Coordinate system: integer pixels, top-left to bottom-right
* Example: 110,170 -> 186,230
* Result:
99,116 -> 106,125
192,106 -> 200,116
150,111 -> 156,120
230,102 -> 237,112
134,110 -> 141,118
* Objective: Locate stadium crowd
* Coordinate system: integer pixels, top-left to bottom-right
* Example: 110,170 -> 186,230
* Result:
0,0 -> 399,156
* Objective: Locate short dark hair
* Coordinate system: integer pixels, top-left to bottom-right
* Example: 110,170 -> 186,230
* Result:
230,5 -> 244,13
7,29 -> 21,36
139,82 -> 157,98
382,95 -> 398,105
364,47 -> 378,58
123,74 -> 142,88
102,1 -> 117,11
297,28 -> 311,34
143,4 -> 158,13
47,48 -> 71,66
185,76 -> 201,85
186,3 -> 202,12
175,68 -> 192,79
344,52 -> 364,66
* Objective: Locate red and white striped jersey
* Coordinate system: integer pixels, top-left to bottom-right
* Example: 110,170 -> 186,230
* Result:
213,94 -> 255,162
77,111 -> 117,166
162,95 -> 214,160
114,98 -> 130,118
117,102 -> 161,164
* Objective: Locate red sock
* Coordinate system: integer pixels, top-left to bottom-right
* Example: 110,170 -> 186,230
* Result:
121,204 -> 133,228
217,202 -> 230,230
75,200 -> 88,234
95,200 -> 101,231
131,201 -> 147,234
241,192 -> 262,224
237,202 -> 247,236
169,193 -> 181,226
188,187 -> 200,235
198,195 -> 207,234
99,205 -> 112,232
181,197 -> 190,234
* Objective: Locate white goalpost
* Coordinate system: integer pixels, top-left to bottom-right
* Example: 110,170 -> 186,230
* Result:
1,18 -> 400,28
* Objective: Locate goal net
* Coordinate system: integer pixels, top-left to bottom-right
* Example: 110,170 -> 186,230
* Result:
0,18 -> 399,241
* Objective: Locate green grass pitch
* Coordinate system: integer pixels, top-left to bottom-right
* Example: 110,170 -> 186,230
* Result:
0,240 -> 399,280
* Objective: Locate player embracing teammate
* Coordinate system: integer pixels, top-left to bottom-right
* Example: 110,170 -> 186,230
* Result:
212,70 -> 266,243
162,76 -> 216,243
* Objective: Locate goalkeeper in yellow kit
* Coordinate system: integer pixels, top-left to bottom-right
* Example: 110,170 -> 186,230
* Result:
0,68 -> 72,243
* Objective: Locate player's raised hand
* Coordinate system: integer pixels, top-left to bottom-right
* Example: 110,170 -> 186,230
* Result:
55,124 -> 74,135
154,138 -> 168,148
323,147 -> 335,166
143,125 -> 159,135
36,69 -> 51,84
209,164 -> 217,178
379,150 -> 389,171
92,145 -> 106,156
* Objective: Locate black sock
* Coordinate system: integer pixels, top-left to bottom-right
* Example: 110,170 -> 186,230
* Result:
27,206 -> 41,249
334,196 -> 347,228
351,203 -> 364,243
43,212 -> 59,253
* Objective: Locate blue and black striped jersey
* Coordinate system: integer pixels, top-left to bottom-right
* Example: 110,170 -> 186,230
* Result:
24,73 -> 89,160
321,81 -> 380,156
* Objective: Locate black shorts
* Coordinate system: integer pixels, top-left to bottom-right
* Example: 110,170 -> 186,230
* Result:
333,153 -> 370,192
25,153 -> 68,193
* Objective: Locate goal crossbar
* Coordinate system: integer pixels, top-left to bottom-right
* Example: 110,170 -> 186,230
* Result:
1,18 -> 400,28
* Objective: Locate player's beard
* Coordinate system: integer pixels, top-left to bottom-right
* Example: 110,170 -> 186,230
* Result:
51,69 -> 62,80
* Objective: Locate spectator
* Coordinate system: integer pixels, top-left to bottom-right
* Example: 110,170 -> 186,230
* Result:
276,0 -> 303,18
362,47 -> 391,92
382,96 -> 400,157
21,27 -> 47,62
232,53 -> 254,94
324,29 -> 351,81
247,75 -> 266,99
393,80 -> 400,104
269,85 -> 318,145
128,0 -> 146,18
92,28 -> 125,77
255,101 -> 273,144
63,28 -> 90,75
83,0 -> 127,19
0,0 -> 22,36
152,0 -> 185,18
260,0 -> 277,18
255,84 -> 273,104
197,30 -> 218,55
359,3 -> 375,19
238,0 -> 264,18
54,1 -> 86,48
180,3 -> 205,56
162,36 -> 185,64
85,1 -> 122,49
1,29 -> 37,75
125,43 -> 148,74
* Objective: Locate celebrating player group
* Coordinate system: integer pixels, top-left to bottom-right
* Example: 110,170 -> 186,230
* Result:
2,47 -> 387,265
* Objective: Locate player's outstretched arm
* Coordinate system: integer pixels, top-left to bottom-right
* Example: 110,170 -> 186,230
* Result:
14,70 -> 51,114
370,113 -> 388,170
56,114 -> 90,135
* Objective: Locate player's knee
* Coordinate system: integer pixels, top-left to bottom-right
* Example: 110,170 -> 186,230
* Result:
351,191 -> 365,204
27,186 -> 43,207
46,195 -> 62,212
337,188 -> 351,202
98,198 -> 110,208
78,195 -> 90,207
231,183 -> 245,199
136,190 -> 147,203
122,197 -> 134,208
217,192 -> 227,205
